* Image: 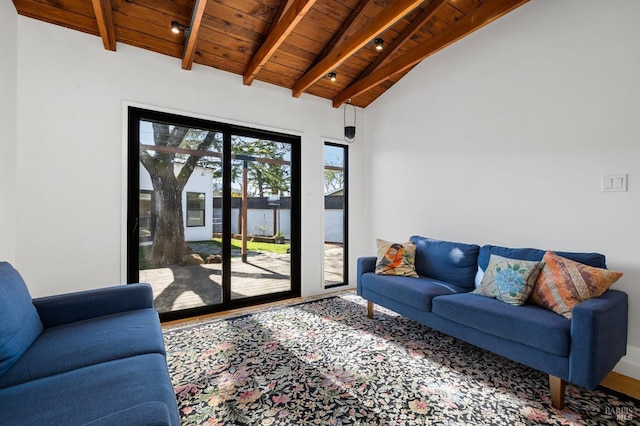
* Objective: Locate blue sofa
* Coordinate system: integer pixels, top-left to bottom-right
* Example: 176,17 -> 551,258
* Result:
0,262 -> 179,425
357,236 -> 628,409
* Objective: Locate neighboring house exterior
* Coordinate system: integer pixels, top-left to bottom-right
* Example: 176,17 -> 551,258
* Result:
139,165 -> 343,244
139,164 -> 214,243
139,165 -> 295,243
324,189 -> 344,244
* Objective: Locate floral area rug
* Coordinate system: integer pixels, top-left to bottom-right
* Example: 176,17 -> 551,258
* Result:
163,294 -> 639,425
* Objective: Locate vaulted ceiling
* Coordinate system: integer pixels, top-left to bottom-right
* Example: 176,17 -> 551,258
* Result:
13,0 -> 529,108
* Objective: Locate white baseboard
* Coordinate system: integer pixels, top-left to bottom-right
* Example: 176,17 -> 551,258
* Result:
613,345 -> 640,380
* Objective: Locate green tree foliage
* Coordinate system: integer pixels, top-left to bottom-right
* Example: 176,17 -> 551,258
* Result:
324,155 -> 344,194
232,137 -> 291,197
140,127 -> 290,267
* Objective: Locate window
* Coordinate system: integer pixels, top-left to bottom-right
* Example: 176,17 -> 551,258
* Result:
324,143 -> 348,288
139,190 -> 154,241
186,192 -> 205,227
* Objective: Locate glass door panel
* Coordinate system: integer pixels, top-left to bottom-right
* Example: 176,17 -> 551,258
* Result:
137,118 -> 224,314
229,135 -> 292,300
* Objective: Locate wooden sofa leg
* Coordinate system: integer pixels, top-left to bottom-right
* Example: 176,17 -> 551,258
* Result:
367,301 -> 374,319
549,375 -> 566,409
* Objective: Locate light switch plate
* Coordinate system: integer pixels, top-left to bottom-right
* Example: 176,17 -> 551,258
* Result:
602,174 -> 628,192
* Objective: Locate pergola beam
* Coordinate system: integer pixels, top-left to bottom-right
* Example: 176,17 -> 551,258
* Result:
182,0 -> 208,70
291,0 -> 425,98
91,0 -> 116,51
333,0 -> 530,107
243,0 -> 317,86
139,144 -> 290,166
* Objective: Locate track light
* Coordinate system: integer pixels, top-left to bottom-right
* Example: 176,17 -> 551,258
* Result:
171,21 -> 188,34
327,72 -> 337,82
373,38 -> 384,51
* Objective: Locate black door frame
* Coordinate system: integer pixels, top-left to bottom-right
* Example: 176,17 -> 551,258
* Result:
127,107 -> 301,321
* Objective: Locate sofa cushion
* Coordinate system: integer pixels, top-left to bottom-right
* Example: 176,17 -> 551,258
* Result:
473,255 -> 543,306
0,262 -> 43,377
530,251 -> 623,319
361,272 -> 469,311
0,353 -> 180,425
432,292 -> 571,357
0,308 -> 165,388
475,245 -> 607,287
375,239 -> 418,277
409,236 -> 480,289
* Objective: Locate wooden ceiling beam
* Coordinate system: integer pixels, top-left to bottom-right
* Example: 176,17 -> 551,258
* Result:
310,0 -> 375,68
91,0 -> 116,51
243,0 -> 318,86
182,0 -> 208,70
292,0 -> 425,98
333,0 -> 530,107
359,0 -> 447,78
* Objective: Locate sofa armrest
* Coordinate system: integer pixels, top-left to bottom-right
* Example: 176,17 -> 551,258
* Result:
569,289 -> 628,389
33,283 -> 155,328
357,257 -> 377,296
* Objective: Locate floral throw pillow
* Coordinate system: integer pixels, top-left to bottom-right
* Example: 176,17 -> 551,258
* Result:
530,251 -> 623,319
472,254 -> 543,306
375,239 -> 418,277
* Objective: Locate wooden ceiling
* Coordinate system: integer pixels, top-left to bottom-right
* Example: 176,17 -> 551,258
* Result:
12,0 -> 529,108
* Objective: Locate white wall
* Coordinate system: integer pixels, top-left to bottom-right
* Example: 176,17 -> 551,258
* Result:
365,0 -> 640,378
0,2 -> 17,263
15,16 -> 366,298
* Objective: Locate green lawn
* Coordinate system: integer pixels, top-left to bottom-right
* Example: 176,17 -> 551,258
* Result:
213,238 -> 290,255
139,238 -> 289,269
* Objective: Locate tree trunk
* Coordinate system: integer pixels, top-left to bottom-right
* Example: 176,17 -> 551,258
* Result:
139,125 -> 218,267
147,169 -> 189,266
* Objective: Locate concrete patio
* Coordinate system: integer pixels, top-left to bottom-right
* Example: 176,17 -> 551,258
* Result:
141,243 -> 344,313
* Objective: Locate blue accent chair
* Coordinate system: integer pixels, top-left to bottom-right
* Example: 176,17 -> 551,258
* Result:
0,262 -> 179,425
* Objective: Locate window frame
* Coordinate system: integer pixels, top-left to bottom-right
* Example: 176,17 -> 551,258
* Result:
323,142 -> 348,289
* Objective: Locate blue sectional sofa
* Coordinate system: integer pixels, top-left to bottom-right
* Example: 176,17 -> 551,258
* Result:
0,262 -> 179,425
357,236 -> 628,409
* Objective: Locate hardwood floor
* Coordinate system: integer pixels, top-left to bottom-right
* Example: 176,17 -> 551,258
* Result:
161,291 -> 343,328
601,371 -> 640,400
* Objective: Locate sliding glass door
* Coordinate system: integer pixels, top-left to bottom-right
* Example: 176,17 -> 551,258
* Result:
128,108 -> 300,321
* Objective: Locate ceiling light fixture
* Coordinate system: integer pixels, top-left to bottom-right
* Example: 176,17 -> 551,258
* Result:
373,38 -> 384,51
171,21 -> 189,34
327,72 -> 337,82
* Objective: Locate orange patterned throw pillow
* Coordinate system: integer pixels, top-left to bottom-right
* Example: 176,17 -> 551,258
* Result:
529,251 -> 623,319
375,239 -> 419,277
